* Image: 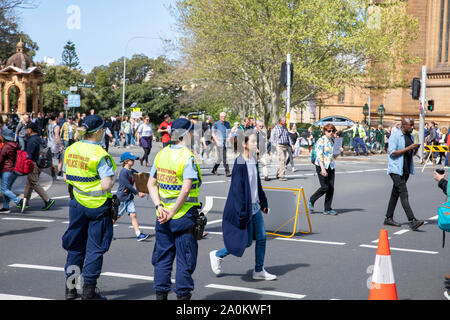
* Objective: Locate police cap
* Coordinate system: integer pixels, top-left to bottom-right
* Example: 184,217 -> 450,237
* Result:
83,115 -> 105,133
171,118 -> 194,138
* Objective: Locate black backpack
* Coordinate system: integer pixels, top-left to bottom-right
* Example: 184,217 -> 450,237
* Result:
37,140 -> 53,169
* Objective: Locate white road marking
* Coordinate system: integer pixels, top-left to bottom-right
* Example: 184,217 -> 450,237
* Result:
205,284 -> 306,299
129,226 -> 155,230
393,230 -> 409,235
2,218 -> 55,223
9,264 -> 64,272
429,215 -> 438,220
205,231 -> 223,235
359,245 -> 439,255
0,294 -> 51,300
371,237 -> 392,243
207,219 -> 222,225
9,264 -> 174,283
275,237 -> 346,246
203,180 -> 226,184
52,195 -> 70,200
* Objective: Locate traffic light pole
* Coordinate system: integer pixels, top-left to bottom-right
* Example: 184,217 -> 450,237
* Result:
419,65 -> 426,159
286,54 -> 291,129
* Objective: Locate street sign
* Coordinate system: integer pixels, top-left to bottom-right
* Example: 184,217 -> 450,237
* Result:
60,90 -> 69,95
131,111 -> 143,118
64,98 -> 69,111
68,94 -> 81,107
130,102 -> 138,108
70,86 -> 78,92
78,84 -> 95,88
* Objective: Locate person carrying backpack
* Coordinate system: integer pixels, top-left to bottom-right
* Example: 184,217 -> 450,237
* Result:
21,122 -> 55,213
0,128 -> 25,213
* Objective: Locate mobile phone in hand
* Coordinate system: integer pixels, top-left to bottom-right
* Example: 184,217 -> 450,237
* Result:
436,169 -> 445,175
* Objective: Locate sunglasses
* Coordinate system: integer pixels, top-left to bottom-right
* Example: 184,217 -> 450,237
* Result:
326,130 -> 336,133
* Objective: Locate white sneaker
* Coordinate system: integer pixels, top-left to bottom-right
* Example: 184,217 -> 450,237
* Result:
291,167 -> 296,172
252,268 -> 277,281
209,250 -> 222,275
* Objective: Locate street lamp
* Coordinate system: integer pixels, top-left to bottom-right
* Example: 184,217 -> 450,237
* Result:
122,36 -> 162,117
362,103 -> 369,125
378,104 -> 385,125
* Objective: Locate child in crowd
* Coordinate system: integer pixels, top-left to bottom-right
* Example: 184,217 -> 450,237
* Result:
116,152 -> 150,242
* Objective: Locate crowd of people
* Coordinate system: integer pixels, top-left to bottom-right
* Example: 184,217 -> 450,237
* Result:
2,108 -> 450,300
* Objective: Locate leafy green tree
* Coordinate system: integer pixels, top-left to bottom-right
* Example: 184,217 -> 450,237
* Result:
0,0 -> 38,63
61,40 -> 80,69
174,0 -> 419,125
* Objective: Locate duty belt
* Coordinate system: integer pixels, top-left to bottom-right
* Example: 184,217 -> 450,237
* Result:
73,186 -> 107,197
160,196 -> 199,204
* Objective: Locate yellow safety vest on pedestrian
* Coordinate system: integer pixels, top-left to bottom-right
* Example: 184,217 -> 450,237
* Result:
353,125 -> 365,139
64,141 -> 117,208
154,145 -> 202,220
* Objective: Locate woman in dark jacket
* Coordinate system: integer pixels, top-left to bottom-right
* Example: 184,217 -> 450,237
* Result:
0,128 -> 24,213
209,132 -> 276,280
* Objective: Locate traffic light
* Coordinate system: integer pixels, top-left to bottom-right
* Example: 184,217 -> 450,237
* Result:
428,99 -> 435,111
411,77 -> 421,100
280,62 -> 294,88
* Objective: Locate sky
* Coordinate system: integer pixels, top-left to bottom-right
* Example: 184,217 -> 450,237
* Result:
18,0 -> 181,73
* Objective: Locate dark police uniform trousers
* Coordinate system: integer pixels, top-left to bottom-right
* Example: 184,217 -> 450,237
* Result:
152,207 -> 198,297
62,198 -> 113,286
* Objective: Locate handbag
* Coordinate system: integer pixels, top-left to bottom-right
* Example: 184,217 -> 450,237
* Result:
437,181 -> 450,247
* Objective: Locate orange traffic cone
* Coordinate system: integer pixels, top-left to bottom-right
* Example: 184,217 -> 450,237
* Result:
369,229 -> 398,300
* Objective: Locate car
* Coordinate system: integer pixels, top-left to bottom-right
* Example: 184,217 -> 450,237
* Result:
313,116 -> 355,128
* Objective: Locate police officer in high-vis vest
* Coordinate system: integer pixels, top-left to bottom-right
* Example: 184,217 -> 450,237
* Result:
62,115 -> 117,300
351,120 -> 368,156
147,117 -> 202,300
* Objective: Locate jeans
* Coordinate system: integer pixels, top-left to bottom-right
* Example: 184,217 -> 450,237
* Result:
385,173 -> 416,221
216,204 -> 267,272
124,133 -> 131,147
130,133 -> 136,146
114,131 -> 120,146
1,171 -> 20,209
353,137 -> 367,155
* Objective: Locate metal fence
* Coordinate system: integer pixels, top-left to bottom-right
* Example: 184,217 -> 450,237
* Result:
296,129 -> 387,154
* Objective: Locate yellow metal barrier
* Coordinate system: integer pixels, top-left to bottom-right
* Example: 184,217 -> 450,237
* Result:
262,186 -> 312,238
422,145 -> 449,172
424,145 -> 449,152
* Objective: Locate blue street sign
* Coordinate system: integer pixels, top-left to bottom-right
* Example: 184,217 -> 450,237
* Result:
60,90 -> 69,95
68,94 -> 81,108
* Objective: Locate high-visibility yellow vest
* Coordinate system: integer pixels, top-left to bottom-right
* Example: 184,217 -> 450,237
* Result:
154,145 -> 202,220
64,141 -> 117,208
353,125 -> 365,139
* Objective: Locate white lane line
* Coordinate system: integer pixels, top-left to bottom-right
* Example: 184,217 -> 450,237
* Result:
203,180 -> 226,184
205,284 -> 306,299
207,219 -> 222,225
275,237 -> 346,246
429,215 -> 438,220
128,226 -> 155,230
371,237 -> 392,243
359,245 -> 438,255
204,197 -> 214,214
206,231 -> 223,235
393,230 -> 409,235
345,170 -> 364,173
2,218 -> 55,223
9,264 -> 174,283
9,264 -> 64,272
52,195 -> 70,200
0,294 -> 51,300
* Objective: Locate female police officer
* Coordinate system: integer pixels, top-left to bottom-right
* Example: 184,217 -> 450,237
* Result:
62,115 -> 117,300
147,117 -> 202,300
